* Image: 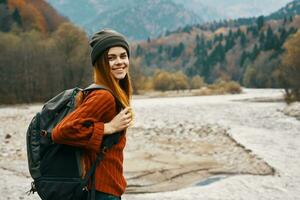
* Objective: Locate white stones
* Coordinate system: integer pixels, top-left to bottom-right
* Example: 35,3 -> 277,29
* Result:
282,102 -> 300,120
1,89 -> 300,199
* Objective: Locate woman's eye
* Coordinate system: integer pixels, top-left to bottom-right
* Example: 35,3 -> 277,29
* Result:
121,54 -> 127,59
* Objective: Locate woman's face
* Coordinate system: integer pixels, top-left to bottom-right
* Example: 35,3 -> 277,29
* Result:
107,46 -> 129,81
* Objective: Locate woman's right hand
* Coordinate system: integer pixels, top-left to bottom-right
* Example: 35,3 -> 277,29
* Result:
104,107 -> 132,135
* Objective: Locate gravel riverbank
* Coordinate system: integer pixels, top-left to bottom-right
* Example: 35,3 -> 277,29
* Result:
0,89 -> 299,200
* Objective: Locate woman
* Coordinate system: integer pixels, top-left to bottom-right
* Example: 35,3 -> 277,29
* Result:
52,29 -> 133,200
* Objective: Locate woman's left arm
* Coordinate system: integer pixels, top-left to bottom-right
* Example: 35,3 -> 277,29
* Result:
52,90 -> 116,153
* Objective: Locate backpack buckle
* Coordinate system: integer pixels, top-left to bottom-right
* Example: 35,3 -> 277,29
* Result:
40,130 -> 48,137
82,186 -> 88,191
26,181 -> 36,195
102,146 -> 108,153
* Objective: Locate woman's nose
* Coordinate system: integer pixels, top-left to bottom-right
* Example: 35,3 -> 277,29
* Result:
115,57 -> 122,64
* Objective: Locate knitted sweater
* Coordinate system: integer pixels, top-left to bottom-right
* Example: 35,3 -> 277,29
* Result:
52,90 -> 126,197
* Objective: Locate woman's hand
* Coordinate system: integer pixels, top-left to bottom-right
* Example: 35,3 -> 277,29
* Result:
104,107 -> 132,135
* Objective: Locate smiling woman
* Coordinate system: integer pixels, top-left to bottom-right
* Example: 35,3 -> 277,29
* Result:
108,47 -> 130,81
51,29 -> 133,200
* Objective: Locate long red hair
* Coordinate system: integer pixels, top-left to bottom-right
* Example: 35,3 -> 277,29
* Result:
76,48 -> 132,110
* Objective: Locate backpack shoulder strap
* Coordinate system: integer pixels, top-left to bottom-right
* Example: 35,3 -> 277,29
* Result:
83,83 -> 107,92
83,83 -> 123,110
83,83 -> 123,149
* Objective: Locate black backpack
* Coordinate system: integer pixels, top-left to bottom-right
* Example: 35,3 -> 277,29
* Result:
26,84 -> 122,200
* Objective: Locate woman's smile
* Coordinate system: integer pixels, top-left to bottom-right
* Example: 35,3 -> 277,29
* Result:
111,66 -> 127,71
108,46 -> 129,80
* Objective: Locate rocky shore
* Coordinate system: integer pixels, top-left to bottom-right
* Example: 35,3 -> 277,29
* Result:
0,89 -> 299,200
283,102 -> 300,120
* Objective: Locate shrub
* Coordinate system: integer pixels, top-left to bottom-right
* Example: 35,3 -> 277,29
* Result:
224,81 -> 242,94
208,80 -> 242,94
153,70 -> 189,91
279,29 -> 300,102
153,70 -> 174,91
172,71 -> 189,90
190,75 -> 205,89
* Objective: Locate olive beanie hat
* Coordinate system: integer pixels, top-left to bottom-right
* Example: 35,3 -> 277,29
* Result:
89,29 -> 130,66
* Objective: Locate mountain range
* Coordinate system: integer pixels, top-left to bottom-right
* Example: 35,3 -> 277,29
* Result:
2,0 -> 300,103
47,0 -> 205,40
46,0 -> 293,40
174,0 -> 292,19
130,0 -> 300,88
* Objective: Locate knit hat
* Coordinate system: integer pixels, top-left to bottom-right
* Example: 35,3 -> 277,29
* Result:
89,28 -> 130,66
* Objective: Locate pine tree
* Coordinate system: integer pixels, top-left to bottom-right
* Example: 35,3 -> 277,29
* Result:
264,26 -> 275,50
194,48 -> 207,67
208,42 -> 225,65
0,3 -> 12,32
279,28 -> 287,43
256,16 -> 264,30
12,8 -> 22,26
228,30 -> 233,38
201,65 -> 211,82
206,40 -> 212,49
135,45 -> 143,56
213,33 -> 223,43
251,44 -> 259,60
246,26 -> 251,34
194,36 -> 205,55
165,30 -> 171,37
158,45 -> 163,54
240,32 -> 247,47
240,51 -> 248,67
195,34 -> 200,43
225,36 -> 235,51
283,16 -> 287,25
171,42 -> 185,58
247,26 -> 259,37
288,27 -> 297,35
236,28 -> 242,37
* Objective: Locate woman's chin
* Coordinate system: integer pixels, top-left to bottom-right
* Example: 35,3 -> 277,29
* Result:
114,74 -> 126,81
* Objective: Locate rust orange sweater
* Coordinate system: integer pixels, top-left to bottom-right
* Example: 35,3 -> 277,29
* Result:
52,90 -> 126,197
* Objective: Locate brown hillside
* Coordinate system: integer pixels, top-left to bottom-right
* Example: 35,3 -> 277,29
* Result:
7,0 -> 67,33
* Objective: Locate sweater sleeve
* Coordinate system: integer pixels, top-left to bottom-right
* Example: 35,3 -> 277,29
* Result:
51,90 -> 116,153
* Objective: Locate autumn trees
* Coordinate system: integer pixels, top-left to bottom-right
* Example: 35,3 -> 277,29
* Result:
1,0 -> 299,103
0,22 -> 90,104
0,0 -> 91,104
133,14 -> 299,89
0,0 -> 66,33
280,29 -> 300,102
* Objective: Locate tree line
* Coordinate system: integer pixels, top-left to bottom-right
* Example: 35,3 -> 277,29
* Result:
0,25 -> 210,104
1,0 -> 299,104
134,15 -> 298,88
0,23 -> 91,104
0,0 -> 66,33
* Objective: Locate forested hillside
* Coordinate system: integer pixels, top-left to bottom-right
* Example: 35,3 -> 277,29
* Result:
131,2 -> 300,88
168,0 -> 300,34
1,0 -> 300,104
267,0 -> 300,20
0,0 -> 91,104
0,0 -> 67,32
